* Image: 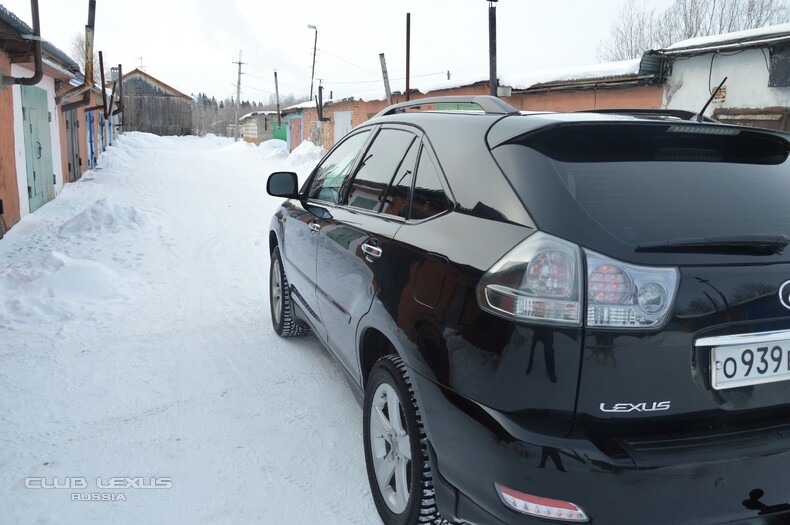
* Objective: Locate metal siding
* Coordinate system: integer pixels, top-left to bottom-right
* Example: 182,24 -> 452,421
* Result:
122,76 -> 193,136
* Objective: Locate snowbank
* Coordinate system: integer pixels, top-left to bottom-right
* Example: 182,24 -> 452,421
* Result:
0,251 -> 124,325
258,139 -> 288,161
221,140 -> 256,152
60,198 -> 145,236
286,140 -> 326,169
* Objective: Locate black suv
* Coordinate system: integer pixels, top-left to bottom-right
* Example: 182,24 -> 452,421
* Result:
266,96 -> 790,525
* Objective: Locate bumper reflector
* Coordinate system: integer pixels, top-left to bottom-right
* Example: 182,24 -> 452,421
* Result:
495,483 -> 589,522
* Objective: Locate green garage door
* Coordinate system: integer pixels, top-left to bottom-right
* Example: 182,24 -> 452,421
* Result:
21,85 -> 54,212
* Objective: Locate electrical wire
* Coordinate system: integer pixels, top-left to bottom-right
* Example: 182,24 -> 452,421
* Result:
317,48 -> 381,77
322,72 -> 446,85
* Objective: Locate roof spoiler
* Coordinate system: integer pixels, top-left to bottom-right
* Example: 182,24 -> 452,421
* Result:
579,108 -> 718,123
373,95 -> 519,118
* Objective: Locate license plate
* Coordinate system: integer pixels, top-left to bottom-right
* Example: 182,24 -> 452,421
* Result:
711,340 -> 790,390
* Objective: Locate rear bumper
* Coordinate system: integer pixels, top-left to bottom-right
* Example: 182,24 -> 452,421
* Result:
407,363 -> 790,525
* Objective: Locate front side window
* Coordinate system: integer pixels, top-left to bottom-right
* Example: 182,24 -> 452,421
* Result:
308,130 -> 371,204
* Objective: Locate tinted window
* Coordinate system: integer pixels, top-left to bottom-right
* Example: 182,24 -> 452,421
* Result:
380,140 -> 419,218
493,124 -> 790,248
308,130 -> 370,204
346,129 -> 416,211
410,148 -> 450,220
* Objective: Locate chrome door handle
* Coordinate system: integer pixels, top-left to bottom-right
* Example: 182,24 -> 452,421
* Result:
309,222 -> 321,234
361,243 -> 382,258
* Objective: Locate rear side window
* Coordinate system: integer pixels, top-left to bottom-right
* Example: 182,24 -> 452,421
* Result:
346,129 -> 416,211
410,148 -> 450,220
380,140 -> 419,218
308,130 -> 370,204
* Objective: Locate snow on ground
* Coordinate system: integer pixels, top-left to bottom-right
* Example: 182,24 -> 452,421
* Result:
0,132 -> 382,524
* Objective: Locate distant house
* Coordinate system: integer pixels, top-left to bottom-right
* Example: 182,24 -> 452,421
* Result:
646,23 -> 790,130
0,3 -> 108,233
239,110 -> 285,145
121,68 -> 192,136
281,101 -> 313,151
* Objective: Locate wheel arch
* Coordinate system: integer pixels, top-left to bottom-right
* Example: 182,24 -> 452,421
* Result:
358,327 -> 397,390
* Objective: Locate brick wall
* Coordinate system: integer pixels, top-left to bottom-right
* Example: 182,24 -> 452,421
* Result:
0,49 -> 20,230
505,85 -> 663,112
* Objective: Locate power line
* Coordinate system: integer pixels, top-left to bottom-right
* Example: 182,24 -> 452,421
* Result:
317,48 -> 381,77
322,71 -> 446,85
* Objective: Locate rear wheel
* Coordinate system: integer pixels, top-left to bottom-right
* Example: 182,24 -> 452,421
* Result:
269,246 -> 310,337
364,355 -> 446,525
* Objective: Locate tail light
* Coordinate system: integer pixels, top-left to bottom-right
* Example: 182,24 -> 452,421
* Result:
495,483 -> 589,522
478,233 -> 677,329
477,232 -> 582,326
585,250 -> 678,328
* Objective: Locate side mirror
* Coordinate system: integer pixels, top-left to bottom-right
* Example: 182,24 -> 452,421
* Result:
267,171 -> 300,198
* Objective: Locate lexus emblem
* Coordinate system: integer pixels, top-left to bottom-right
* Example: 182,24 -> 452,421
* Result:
780,281 -> 790,310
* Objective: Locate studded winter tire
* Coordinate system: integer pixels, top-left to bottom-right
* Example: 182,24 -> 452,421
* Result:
269,246 -> 310,337
364,355 -> 446,525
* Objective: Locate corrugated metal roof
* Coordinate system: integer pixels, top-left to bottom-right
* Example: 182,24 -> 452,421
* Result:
503,59 -> 651,92
0,3 -> 80,72
0,3 -> 31,34
652,23 -> 790,55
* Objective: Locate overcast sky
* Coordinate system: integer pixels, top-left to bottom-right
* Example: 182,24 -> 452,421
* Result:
2,0 -> 675,103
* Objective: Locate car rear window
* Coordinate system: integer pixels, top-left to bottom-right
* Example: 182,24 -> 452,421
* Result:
493,122 -> 790,252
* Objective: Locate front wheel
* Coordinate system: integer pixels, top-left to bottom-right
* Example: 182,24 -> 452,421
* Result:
269,246 -> 310,337
363,355 -> 446,525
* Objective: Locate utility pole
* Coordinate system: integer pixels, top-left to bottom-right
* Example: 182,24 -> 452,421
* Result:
233,50 -> 245,142
488,0 -> 498,97
406,13 -> 411,101
380,53 -> 392,106
274,70 -> 281,127
308,24 -> 318,101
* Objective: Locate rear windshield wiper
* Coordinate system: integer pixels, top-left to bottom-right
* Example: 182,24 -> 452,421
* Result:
636,234 -> 790,255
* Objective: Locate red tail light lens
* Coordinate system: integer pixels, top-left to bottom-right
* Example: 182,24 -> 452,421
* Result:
585,250 -> 678,329
478,233 -> 582,326
588,264 -> 631,303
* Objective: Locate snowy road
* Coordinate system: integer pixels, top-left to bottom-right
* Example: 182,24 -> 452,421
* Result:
0,133 -> 381,524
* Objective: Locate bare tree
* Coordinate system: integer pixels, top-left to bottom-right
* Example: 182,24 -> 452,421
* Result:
599,0 -> 790,61
597,0 -> 659,61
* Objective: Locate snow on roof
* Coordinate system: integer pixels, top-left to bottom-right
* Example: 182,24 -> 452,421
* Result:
239,110 -> 278,121
283,99 -> 317,112
414,74 -> 488,94
501,59 -> 642,90
283,59 -> 645,109
660,22 -> 790,53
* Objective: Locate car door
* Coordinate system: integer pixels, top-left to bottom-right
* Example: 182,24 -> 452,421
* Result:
316,127 -> 420,380
280,129 -> 372,341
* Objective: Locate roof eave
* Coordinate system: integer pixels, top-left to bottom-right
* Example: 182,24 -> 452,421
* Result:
653,33 -> 790,56
510,75 -> 658,94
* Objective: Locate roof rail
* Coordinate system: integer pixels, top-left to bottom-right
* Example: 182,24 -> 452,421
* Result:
373,95 -> 520,118
579,108 -> 717,123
